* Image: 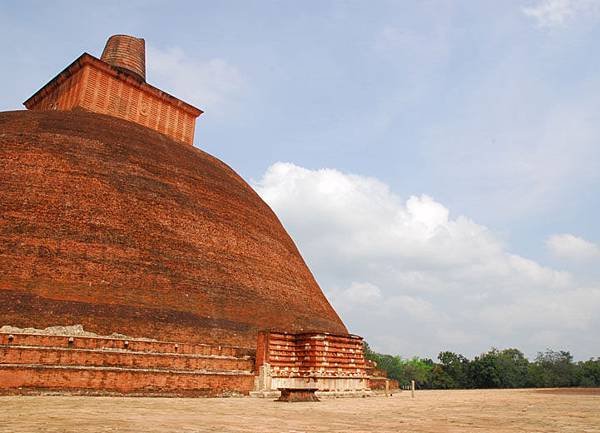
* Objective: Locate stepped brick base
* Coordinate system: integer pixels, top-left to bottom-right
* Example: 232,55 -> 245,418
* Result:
0,365 -> 254,397
0,332 -> 254,397
365,361 -> 400,393
1,330 -> 392,397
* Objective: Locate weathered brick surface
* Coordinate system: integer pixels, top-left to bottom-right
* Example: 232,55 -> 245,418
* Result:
0,332 -> 255,396
255,331 -> 369,392
0,333 -> 249,357
368,376 -> 400,391
100,35 -> 146,81
257,331 -> 367,378
364,358 -> 399,391
0,110 -> 347,349
0,366 -> 254,396
0,332 -> 253,371
24,54 -> 200,145
1,346 -> 252,371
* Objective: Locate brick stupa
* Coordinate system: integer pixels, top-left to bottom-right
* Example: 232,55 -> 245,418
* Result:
0,35 -> 389,397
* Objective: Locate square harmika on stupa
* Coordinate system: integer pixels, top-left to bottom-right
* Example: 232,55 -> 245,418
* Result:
0,35 -> 391,397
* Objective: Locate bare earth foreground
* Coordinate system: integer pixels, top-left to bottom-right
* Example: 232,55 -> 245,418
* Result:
1,389 -> 598,433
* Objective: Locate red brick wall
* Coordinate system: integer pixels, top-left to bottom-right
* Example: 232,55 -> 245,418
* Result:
368,377 -> 400,391
79,64 -> 196,144
25,68 -> 86,112
0,111 -> 348,349
24,56 -> 199,145
0,332 -> 255,396
0,347 -> 252,371
0,366 -> 254,397
0,333 -> 250,358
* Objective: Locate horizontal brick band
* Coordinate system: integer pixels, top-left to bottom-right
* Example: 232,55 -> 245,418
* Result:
0,365 -> 254,396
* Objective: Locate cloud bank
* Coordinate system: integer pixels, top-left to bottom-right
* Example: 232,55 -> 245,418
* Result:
547,234 -> 600,261
254,162 -> 600,359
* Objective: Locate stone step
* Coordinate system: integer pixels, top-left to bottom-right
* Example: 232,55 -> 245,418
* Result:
0,364 -> 255,397
0,345 -> 254,372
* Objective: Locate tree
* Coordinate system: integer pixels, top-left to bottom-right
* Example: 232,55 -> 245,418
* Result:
468,348 -> 529,388
401,357 -> 433,388
364,342 -> 406,384
438,351 -> 470,388
576,358 -> 600,387
469,349 -> 503,388
495,348 -> 529,388
429,364 -> 455,389
363,343 -> 434,388
363,342 -> 593,390
529,349 -> 576,387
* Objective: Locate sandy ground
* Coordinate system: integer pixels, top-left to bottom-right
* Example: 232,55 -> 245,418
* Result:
0,389 -> 598,433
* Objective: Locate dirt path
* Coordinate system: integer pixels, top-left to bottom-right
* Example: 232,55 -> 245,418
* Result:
0,389 -> 598,433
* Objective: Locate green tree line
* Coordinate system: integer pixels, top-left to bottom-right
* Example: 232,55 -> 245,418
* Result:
364,344 -> 600,389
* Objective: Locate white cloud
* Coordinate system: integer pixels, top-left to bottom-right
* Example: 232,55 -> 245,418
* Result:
546,233 -> 600,261
254,162 -> 600,359
522,0 -> 576,27
522,0 -> 600,27
147,45 -> 245,118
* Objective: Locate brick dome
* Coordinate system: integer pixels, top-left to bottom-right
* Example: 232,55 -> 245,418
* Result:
0,110 -> 347,348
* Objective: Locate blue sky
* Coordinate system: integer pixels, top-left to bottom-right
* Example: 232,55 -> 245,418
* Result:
2,0 -> 599,360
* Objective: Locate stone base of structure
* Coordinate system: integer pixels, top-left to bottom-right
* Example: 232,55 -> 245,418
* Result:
1,328 -> 396,398
250,389 -> 374,399
0,329 -> 254,397
254,331 -> 370,397
277,387 -> 320,402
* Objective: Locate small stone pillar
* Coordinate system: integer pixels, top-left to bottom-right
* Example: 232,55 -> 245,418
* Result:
255,363 -> 272,391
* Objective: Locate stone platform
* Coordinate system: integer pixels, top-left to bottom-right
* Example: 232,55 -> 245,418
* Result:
277,387 -> 319,402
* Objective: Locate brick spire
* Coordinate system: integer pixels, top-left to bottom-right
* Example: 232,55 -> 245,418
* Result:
24,35 -> 202,145
101,35 -> 146,82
